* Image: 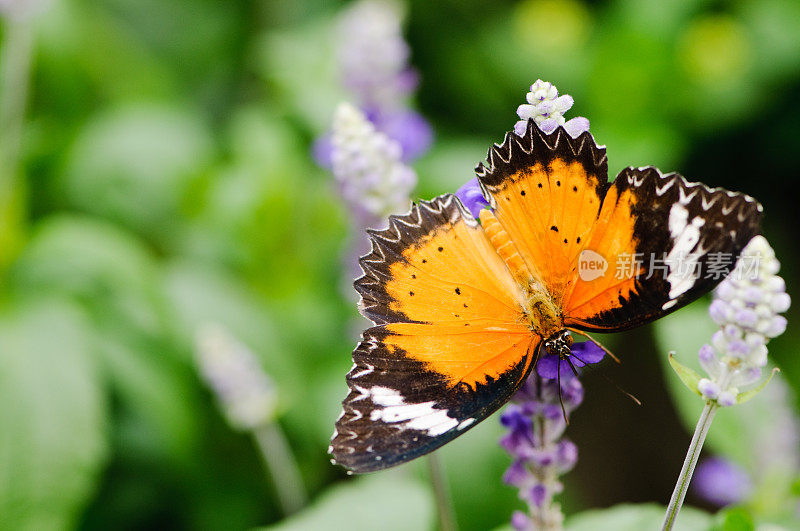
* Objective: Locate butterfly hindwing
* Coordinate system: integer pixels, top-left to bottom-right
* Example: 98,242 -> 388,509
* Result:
331,195 -> 537,472
332,325 -> 537,472
563,167 -> 763,331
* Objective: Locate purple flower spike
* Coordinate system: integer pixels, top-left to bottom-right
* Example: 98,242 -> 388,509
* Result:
698,236 -> 790,405
501,336 -> 588,529
692,457 -> 753,507
370,109 -> 434,162
455,178 -> 490,219
511,511 -> 533,531
312,134 -> 334,168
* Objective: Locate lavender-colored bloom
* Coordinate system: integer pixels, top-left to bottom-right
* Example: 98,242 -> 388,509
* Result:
692,457 -> 753,507
194,324 -> 278,431
336,0 -> 415,109
500,357 -> 586,530
696,236 -> 790,405
315,109 -> 433,167
315,0 -> 432,168
536,341 -> 605,379
455,177 -> 489,219
514,80 -> 590,138
331,103 -> 416,219
370,108 -> 433,161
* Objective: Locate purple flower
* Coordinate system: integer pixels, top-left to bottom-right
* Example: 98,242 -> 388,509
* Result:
536,340 -> 605,379
692,457 -> 753,507
501,347 -> 588,529
312,134 -> 334,168
698,236 -> 790,405
314,109 -> 433,168
370,109 -> 433,162
315,0 -> 432,170
511,511 -> 533,531
455,178 -> 489,219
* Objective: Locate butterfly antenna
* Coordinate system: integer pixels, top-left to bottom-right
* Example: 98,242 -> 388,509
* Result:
567,328 -> 621,364
556,358 -> 569,425
569,352 -> 642,407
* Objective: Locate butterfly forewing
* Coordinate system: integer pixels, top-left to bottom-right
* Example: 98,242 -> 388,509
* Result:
475,122 -> 609,302
331,195 -> 538,472
563,167 -> 763,331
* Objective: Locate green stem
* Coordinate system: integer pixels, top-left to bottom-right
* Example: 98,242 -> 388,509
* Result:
661,401 -> 718,531
0,14 -> 34,272
428,454 -> 458,531
253,421 -> 307,516
0,14 -> 33,184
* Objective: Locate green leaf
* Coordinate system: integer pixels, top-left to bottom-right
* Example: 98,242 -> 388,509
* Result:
736,368 -> 779,404
8,215 -> 164,337
0,298 -> 108,529
710,506 -> 754,531
259,472 -> 434,531
566,503 -> 711,531
60,104 -> 213,242
668,352 -> 703,397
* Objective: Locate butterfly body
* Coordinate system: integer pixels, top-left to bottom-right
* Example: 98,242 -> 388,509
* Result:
330,121 -> 762,473
480,208 -> 564,339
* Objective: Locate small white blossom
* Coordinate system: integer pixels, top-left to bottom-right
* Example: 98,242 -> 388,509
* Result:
195,324 -> 278,431
331,102 -> 416,219
514,80 -> 590,138
698,236 -> 790,406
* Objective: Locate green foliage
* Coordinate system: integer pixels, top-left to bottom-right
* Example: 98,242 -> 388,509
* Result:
566,503 -> 711,530
259,472 -> 434,531
0,298 -> 108,530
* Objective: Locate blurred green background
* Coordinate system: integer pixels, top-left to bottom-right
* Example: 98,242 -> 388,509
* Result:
1,0 -> 799,529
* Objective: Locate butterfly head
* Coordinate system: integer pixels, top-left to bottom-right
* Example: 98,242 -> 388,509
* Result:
543,329 -> 574,359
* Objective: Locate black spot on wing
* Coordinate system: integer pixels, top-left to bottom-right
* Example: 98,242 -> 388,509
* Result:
354,194 -> 469,325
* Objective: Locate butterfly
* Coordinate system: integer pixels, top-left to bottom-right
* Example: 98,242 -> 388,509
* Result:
329,120 -> 762,473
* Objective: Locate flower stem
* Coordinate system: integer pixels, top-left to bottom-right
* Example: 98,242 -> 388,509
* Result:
428,454 -> 458,531
0,14 -> 34,271
253,421 -> 307,516
661,401 -> 718,531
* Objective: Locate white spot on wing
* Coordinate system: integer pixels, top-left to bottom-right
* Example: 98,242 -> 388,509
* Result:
662,299 -> 678,310
665,203 -> 705,299
458,418 -> 475,430
367,386 -> 459,437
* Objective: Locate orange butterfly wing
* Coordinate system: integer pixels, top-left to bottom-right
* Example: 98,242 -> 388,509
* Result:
476,122 -> 763,333
475,124 -> 608,307
563,167 -> 763,331
331,195 -> 539,473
